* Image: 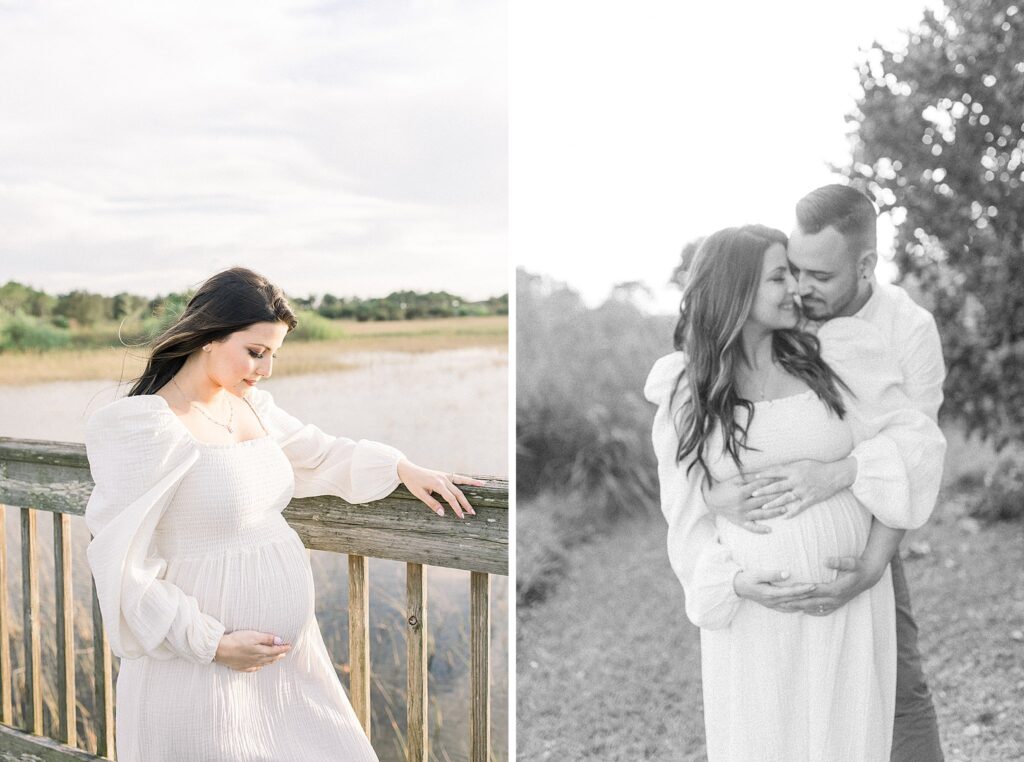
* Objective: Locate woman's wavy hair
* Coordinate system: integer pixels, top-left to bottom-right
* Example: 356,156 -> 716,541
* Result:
127,267 -> 298,397
671,225 -> 849,480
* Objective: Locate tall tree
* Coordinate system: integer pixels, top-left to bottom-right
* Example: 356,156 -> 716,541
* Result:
845,0 -> 1024,447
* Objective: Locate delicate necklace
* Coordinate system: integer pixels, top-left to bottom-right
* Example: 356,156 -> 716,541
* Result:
749,361 -> 777,401
170,377 -> 235,433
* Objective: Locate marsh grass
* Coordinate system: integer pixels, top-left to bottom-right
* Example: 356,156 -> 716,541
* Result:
0,316 -> 508,386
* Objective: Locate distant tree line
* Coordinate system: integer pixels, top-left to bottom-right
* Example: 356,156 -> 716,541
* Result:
309,290 -> 508,321
0,281 -> 508,327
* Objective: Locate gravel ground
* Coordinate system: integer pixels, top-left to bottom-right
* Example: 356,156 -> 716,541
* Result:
517,490 -> 1024,761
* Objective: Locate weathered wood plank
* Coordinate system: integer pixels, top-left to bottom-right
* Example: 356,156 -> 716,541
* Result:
0,721 -> 104,760
406,563 -> 427,762
90,582 -> 114,759
53,513 -> 76,747
0,438 -> 91,469
0,438 -> 508,575
0,505 -> 11,726
348,555 -> 370,738
287,495 -> 507,575
470,572 -> 490,762
20,509 -> 42,736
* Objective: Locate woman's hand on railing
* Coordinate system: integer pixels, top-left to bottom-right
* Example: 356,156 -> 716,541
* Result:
214,630 -> 292,672
397,459 -> 484,518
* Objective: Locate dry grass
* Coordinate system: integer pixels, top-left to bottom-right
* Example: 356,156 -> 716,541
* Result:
0,316 -> 508,385
517,514 -> 705,761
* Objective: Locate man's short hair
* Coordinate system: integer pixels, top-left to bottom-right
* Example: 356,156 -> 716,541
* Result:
795,184 -> 877,255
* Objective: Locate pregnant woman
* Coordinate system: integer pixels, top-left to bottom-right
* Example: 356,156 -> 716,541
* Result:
84,267 -> 480,761
644,226 -> 944,760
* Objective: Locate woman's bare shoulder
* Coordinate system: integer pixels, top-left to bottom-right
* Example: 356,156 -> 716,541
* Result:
152,387 -> 189,417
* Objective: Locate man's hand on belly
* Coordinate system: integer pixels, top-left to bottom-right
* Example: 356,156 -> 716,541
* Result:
772,556 -> 884,616
733,569 -> 817,612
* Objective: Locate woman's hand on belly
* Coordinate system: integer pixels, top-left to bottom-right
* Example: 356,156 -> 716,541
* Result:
769,557 -> 880,616
703,474 -> 791,534
214,630 -> 292,672
749,457 -> 857,519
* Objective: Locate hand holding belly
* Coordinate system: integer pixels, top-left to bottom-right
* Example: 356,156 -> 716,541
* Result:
215,630 -> 292,672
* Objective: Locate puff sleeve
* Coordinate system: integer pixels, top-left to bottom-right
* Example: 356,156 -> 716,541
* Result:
644,352 -> 743,630
818,318 -> 947,529
84,397 -> 225,663
248,388 -> 404,503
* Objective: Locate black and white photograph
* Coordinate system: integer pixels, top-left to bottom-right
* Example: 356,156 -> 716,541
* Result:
515,1 -> 1023,760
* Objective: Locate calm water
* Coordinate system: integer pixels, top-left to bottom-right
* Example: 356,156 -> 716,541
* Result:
0,347 -> 508,761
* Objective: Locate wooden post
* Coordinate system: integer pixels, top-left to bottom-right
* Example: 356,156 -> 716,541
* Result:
406,563 -> 427,762
20,508 -> 42,735
470,572 -> 490,762
91,580 -> 114,759
348,554 -> 371,737
0,504 -> 11,725
54,512 -> 76,746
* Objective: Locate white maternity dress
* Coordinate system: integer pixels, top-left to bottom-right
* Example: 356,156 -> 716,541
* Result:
646,319 -> 946,762
84,387 -> 404,761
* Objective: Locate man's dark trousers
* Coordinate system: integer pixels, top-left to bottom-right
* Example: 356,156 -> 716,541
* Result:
891,553 -> 944,761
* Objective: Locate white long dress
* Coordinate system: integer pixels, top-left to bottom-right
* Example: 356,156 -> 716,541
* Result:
700,390 -> 896,761
645,319 -> 947,762
83,388 -> 404,762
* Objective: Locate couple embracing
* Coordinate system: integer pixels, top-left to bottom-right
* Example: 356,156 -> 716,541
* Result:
645,185 -> 947,761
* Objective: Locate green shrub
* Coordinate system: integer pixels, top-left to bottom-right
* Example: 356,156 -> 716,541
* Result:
970,450 -> 1024,523
0,311 -> 71,352
290,310 -> 344,341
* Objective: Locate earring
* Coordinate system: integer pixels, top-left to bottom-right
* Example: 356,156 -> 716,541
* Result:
203,344 -> 211,351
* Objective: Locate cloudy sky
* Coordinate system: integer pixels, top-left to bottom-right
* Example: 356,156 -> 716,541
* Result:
0,0 -> 506,301
510,0 -> 941,311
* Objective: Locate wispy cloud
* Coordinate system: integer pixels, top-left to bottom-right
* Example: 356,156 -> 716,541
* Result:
0,0 -> 507,299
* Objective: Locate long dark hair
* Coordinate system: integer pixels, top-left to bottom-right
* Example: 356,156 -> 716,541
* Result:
127,267 -> 298,397
672,225 -> 849,480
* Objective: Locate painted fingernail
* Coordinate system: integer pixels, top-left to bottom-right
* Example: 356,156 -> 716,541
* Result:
273,636 -> 283,646
467,508 -> 476,515
436,507 -> 444,516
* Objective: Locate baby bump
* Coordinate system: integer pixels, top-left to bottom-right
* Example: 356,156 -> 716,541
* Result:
717,491 -> 872,584
166,531 -> 316,646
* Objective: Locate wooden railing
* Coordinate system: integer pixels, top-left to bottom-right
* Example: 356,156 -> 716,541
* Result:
0,436 -> 508,761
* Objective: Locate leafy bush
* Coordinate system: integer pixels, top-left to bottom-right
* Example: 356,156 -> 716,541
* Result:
0,311 -> 70,352
517,269 -> 674,524
970,450 -> 1024,522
